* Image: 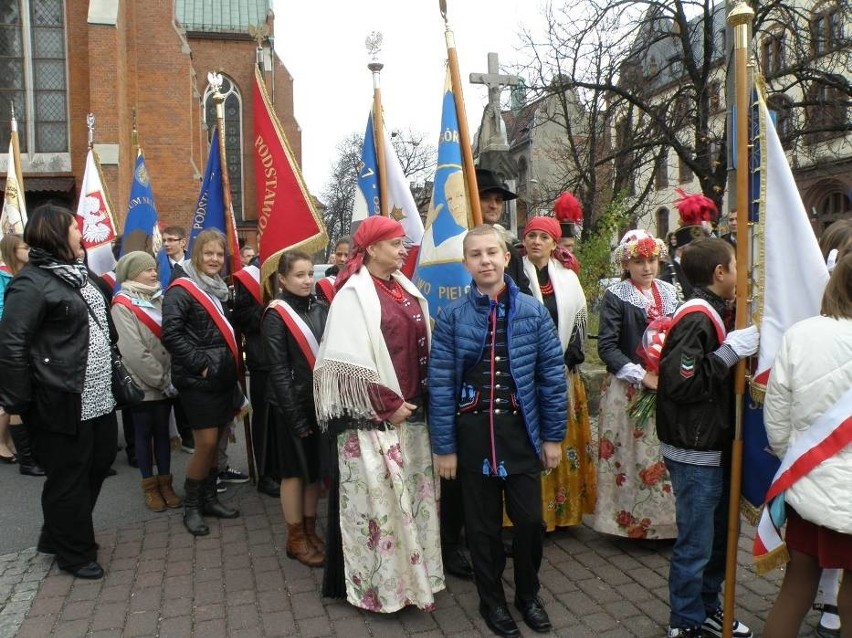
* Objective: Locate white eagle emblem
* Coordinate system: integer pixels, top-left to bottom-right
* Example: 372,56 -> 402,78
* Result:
80,192 -> 114,244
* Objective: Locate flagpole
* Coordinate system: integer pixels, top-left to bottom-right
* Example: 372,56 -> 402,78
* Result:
438,0 -> 483,226
10,103 -> 25,210
209,72 -> 257,485
366,33 -> 390,217
723,4 -> 754,637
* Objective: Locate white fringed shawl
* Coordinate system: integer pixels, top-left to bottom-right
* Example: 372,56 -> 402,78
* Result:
523,256 -> 587,351
313,266 -> 430,430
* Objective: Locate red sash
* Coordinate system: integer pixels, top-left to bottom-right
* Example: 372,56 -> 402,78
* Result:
112,293 -> 162,339
233,265 -> 262,305
670,298 -> 726,343
267,299 -> 320,368
316,277 -> 335,303
169,278 -> 240,369
101,270 -> 116,289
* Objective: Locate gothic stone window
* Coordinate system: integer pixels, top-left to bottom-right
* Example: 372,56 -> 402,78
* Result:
767,93 -> 794,149
204,75 -> 244,221
0,0 -> 68,153
656,207 -> 669,239
654,149 -> 669,190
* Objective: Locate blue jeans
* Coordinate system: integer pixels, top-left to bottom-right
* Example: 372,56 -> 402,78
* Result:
664,458 -> 729,628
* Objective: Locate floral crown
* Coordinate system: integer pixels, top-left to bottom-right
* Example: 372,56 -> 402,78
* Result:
612,229 -> 667,264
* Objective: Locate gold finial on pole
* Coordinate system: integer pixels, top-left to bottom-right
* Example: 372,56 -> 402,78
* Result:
366,32 -> 390,216
131,108 -> 138,150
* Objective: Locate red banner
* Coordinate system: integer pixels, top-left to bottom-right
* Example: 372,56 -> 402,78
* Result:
253,65 -> 327,300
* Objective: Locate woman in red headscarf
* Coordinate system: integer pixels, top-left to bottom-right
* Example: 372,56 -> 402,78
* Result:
314,216 -> 444,613
520,214 -> 596,530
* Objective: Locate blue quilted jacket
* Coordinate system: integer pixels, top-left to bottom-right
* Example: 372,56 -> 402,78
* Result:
428,275 -> 567,456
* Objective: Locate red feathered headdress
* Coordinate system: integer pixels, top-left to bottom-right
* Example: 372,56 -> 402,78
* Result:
553,192 -> 583,224
674,188 -> 717,226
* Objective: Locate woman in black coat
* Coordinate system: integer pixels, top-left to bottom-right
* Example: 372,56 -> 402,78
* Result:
261,250 -> 328,567
0,203 -> 118,579
161,229 -> 241,536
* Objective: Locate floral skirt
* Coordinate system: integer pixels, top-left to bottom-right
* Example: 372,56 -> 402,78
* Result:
591,375 -> 677,539
337,422 -> 445,612
541,371 -> 597,530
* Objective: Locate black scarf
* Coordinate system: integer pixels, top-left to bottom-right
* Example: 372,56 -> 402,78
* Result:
28,247 -> 88,289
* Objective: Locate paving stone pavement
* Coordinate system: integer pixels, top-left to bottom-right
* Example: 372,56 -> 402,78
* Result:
0,484 -> 822,637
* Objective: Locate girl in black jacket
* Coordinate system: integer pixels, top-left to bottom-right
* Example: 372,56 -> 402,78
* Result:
261,250 -> 328,567
162,229 -> 241,536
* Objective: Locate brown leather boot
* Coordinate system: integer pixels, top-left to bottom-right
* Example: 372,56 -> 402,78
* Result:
303,516 -> 325,552
286,523 -> 324,567
157,474 -> 183,509
141,476 -> 166,512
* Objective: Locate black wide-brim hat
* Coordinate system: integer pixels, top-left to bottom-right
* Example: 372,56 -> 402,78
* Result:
672,224 -> 711,249
475,168 -> 517,201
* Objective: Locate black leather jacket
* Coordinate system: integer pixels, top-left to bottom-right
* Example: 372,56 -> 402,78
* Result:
261,292 -> 328,437
0,264 -> 115,430
656,288 -> 735,453
161,276 -> 238,393
231,277 -> 270,371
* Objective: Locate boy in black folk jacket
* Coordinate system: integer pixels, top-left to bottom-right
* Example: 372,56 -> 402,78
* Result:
656,239 -> 758,638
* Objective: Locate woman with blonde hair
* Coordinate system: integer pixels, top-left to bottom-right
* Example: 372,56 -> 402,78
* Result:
162,229 -> 241,536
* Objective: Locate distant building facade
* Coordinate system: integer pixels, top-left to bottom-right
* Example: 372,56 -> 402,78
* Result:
0,0 -> 301,247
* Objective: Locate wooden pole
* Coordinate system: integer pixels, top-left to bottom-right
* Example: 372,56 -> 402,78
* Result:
212,75 -> 257,484
723,4 -> 754,637
368,55 -> 390,217
439,1 -> 483,226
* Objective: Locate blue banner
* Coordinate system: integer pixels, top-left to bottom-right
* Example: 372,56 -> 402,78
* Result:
121,152 -> 171,288
411,75 -> 472,320
187,128 -> 226,255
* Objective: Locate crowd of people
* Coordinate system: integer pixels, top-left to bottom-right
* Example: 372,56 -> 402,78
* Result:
0,191 -> 849,638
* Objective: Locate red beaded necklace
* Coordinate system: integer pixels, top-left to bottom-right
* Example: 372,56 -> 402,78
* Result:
540,280 -> 554,296
632,280 -> 663,322
372,275 -> 405,303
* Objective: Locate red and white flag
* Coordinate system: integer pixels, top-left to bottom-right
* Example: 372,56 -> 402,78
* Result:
253,65 -> 327,300
76,149 -> 117,275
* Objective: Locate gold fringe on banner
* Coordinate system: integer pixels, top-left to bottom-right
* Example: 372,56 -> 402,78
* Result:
754,544 -> 790,576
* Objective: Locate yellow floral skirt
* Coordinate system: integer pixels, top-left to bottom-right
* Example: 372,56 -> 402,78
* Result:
504,371 -> 597,531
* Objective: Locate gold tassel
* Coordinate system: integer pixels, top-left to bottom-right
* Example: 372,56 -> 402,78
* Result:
754,544 -> 790,576
740,500 -> 762,526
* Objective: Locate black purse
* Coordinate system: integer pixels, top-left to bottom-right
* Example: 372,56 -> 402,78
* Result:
81,296 -> 145,410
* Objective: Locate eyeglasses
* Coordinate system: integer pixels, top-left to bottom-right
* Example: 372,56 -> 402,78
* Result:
162,237 -> 183,244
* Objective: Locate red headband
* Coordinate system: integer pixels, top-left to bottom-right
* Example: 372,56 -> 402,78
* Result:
524,216 -> 562,242
335,216 -> 406,291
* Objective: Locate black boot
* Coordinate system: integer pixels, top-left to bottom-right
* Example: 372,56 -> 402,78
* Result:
9,424 -> 45,477
201,472 -> 239,519
183,478 -> 209,536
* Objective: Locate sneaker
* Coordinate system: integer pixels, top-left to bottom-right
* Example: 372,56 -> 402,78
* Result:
667,627 -> 701,638
702,608 -> 752,638
216,477 -> 227,493
218,467 -> 249,483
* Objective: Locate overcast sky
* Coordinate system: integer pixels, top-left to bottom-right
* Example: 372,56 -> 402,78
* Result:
272,0 -> 543,196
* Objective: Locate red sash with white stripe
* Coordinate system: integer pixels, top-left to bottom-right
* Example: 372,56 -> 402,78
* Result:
316,277 -> 335,303
267,299 -> 320,368
233,265 -> 261,305
100,271 -> 117,289
112,293 -> 163,339
669,298 -> 726,343
753,387 -> 852,573
170,278 -> 240,370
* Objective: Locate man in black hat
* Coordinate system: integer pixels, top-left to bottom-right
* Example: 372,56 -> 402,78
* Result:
475,168 -> 532,295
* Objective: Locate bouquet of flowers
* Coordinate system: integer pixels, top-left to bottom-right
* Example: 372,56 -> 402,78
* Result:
627,317 -> 672,427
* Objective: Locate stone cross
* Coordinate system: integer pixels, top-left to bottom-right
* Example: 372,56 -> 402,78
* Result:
469,52 -> 520,152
